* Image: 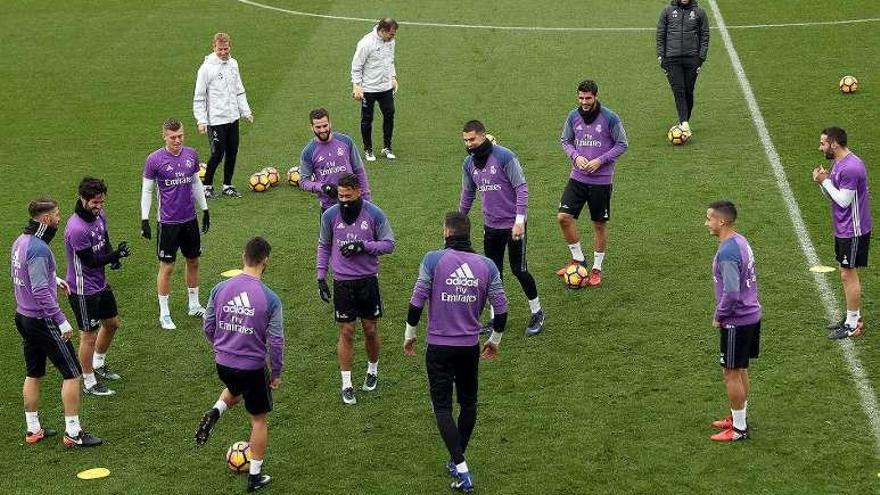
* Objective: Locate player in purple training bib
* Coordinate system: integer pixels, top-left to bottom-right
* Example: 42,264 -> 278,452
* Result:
813,127 -> 873,339
557,79 -> 629,287
140,118 -> 211,330
64,177 -> 131,397
316,173 -> 394,405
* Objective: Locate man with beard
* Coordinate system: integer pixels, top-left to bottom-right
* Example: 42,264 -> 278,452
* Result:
812,127 -> 873,339
64,177 -> 131,397
459,120 -> 544,336
299,108 -> 372,213
557,80 -> 629,287
316,173 -> 394,405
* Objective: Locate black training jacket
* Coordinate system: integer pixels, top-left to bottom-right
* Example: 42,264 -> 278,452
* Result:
656,0 -> 710,61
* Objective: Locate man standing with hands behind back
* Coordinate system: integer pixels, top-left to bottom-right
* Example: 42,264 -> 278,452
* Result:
351,17 -> 398,162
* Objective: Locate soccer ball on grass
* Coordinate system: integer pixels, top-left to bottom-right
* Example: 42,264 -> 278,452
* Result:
563,263 -> 589,289
248,172 -> 271,192
287,166 -> 301,187
226,441 -> 251,473
262,167 -> 280,187
667,125 -> 690,146
839,75 -> 859,94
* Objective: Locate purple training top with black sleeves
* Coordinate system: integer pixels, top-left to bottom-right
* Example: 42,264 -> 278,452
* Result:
317,201 -> 395,281
410,248 -> 508,347
204,273 -> 285,378
459,144 -> 528,229
64,210 -> 109,295
560,106 -> 628,185
300,133 -> 372,210
11,233 -> 67,326
713,233 -> 762,327
143,146 -> 201,224
829,152 -> 872,238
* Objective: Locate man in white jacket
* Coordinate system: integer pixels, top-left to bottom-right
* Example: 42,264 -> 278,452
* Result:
193,33 -> 254,199
351,18 -> 398,162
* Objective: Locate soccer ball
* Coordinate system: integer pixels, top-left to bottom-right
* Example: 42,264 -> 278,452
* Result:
667,125 -> 689,145
198,163 -> 207,182
287,166 -> 301,187
839,75 -> 859,94
262,167 -> 280,187
226,441 -> 251,473
248,172 -> 271,192
563,263 -> 589,289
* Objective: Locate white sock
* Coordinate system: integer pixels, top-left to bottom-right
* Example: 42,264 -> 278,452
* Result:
341,371 -> 353,390
25,411 -> 40,433
158,294 -> 170,317
568,242 -> 585,262
743,400 -> 748,414
528,297 -> 542,314
93,352 -> 106,369
681,121 -> 691,132
489,306 -> 495,320
592,252 -> 605,271
846,309 -> 860,327
456,461 -> 469,474
732,408 -> 747,431
65,415 -> 82,437
83,373 -> 97,389
187,287 -> 200,308
213,399 -> 228,415
223,184 -> 233,191
249,458 -> 263,475
367,361 -> 378,375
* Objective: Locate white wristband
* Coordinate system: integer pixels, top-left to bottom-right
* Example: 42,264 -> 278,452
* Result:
55,276 -> 65,285
487,330 -> 502,345
59,320 -> 73,334
405,323 -> 417,341
514,215 -> 525,225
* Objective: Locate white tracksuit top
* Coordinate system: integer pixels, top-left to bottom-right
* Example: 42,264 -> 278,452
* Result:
350,28 -> 397,93
193,53 -> 252,126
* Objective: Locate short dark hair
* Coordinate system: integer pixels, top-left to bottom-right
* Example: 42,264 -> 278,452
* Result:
377,17 -> 398,32
577,79 -> 599,95
309,108 -> 329,123
28,196 -> 58,219
163,118 -> 182,132
244,237 -> 271,267
462,120 -> 486,134
822,127 -> 847,147
337,173 -> 360,190
79,177 -> 107,200
444,211 -> 471,237
708,200 -> 737,223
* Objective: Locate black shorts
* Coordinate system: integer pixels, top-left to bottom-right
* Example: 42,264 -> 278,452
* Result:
68,288 -> 118,331
719,321 -> 761,369
15,313 -> 82,379
157,219 -> 201,262
216,364 -> 273,415
835,233 -> 870,268
333,276 -> 383,323
558,179 -> 612,222
426,344 -> 480,413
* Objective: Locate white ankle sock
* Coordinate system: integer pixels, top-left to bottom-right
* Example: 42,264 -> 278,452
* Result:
367,361 -> 378,375
568,242 -> 585,262
456,461 -> 469,474
249,458 -> 263,475
593,252 -> 605,271
489,306 -> 495,320
187,287 -> 200,308
65,415 -> 82,437
213,399 -> 228,415
158,294 -> 170,317
93,352 -> 106,369
732,408 -> 747,431
528,297 -> 541,314
25,411 -> 40,433
83,373 -> 97,389
341,371 -> 353,390
846,309 -> 860,327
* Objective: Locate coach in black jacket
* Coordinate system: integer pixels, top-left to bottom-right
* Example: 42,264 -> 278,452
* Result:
656,0 -> 710,135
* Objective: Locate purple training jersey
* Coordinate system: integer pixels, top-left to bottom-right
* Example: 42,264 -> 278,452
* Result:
317,201 -> 395,281
204,273 -> 285,378
143,146 -> 200,224
829,152 -> 872,238
560,106 -> 628,185
459,144 -> 529,229
410,248 -> 508,347
300,133 -> 372,210
64,210 -> 109,295
11,233 -> 67,326
713,233 -> 762,327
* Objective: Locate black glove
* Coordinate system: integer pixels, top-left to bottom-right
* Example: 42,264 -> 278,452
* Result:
201,210 -> 210,234
321,183 -> 338,199
110,260 -> 122,270
116,241 -> 131,258
318,279 -> 332,303
340,240 -> 365,258
140,219 -> 151,240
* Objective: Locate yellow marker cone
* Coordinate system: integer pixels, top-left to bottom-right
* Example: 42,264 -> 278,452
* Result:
809,265 -> 836,273
221,269 -> 243,278
77,468 -> 110,480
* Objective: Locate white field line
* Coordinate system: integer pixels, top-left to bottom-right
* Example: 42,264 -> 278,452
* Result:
235,0 -> 879,32
709,0 -> 880,456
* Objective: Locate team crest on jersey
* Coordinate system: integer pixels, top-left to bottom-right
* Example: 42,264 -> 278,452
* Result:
336,222 -> 345,229
489,165 -> 496,175
595,124 -> 602,133
672,10 -> 678,17
575,124 -> 583,131
186,159 -> 194,168
360,220 -> 369,230
337,147 -> 345,157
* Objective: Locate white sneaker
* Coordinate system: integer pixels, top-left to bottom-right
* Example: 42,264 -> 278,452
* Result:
188,305 -> 206,318
364,150 -> 376,162
159,315 -> 177,330
381,148 -> 396,160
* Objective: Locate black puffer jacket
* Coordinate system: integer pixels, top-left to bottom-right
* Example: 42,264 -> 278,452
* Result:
656,0 -> 710,61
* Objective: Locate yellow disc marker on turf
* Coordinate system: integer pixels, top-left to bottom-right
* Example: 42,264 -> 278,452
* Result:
809,265 -> 836,273
221,269 -> 243,278
77,468 -> 110,480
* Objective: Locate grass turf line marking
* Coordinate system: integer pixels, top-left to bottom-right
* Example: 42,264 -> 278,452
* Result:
236,0 -> 880,32
709,0 -> 880,456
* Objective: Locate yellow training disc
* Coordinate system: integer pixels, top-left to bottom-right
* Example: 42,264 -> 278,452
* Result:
77,468 -> 110,480
809,265 -> 836,273
221,269 -> 243,278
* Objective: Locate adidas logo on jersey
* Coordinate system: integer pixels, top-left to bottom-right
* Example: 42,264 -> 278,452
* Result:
446,263 -> 479,287
222,291 -> 256,316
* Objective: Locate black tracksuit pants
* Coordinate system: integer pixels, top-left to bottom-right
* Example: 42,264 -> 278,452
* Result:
360,89 -> 395,152
204,120 -> 240,186
427,344 -> 479,465
483,226 -> 539,300
664,56 -> 701,123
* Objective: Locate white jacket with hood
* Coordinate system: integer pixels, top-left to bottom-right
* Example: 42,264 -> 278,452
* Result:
193,53 -> 252,126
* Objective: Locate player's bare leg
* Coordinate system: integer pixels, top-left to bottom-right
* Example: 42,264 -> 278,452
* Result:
829,267 -> 864,338
711,368 -> 749,442
586,221 -> 608,286
157,261 -> 176,329
196,388 -> 240,446
362,319 -> 379,391
338,322 -> 357,404
556,212 -> 586,275
184,257 -> 205,317
78,330 -> 113,395
93,317 -> 120,380
247,413 -> 272,491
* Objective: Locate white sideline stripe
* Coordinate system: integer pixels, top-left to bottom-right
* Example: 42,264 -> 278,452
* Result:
709,0 -> 880,456
235,0 -> 880,32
